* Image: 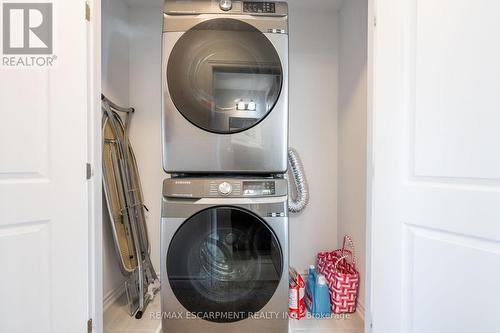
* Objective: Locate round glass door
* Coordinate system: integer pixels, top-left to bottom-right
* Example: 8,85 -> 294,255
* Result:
167,206 -> 283,323
167,18 -> 283,134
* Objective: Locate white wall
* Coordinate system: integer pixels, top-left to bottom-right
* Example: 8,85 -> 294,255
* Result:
128,2 -> 164,276
288,1 -> 340,272
101,0 -> 130,302
338,0 -> 368,312
102,0 -> 130,106
101,0 -> 163,303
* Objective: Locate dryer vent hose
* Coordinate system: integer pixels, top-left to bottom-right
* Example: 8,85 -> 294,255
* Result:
287,148 -> 309,213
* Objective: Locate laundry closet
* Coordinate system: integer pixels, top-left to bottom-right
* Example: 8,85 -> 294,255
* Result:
2,0 -> 498,331
99,0 -> 369,332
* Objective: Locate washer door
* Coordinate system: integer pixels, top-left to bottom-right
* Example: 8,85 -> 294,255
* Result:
167,18 -> 283,134
167,206 -> 283,323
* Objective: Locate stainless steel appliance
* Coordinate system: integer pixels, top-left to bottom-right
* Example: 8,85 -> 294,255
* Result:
162,0 -> 289,174
161,177 -> 289,332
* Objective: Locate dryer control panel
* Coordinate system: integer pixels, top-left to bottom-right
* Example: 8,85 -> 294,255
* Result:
243,2 -> 276,13
164,1 -> 288,17
163,178 -> 287,198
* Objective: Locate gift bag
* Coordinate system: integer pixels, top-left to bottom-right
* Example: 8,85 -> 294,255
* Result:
316,235 -> 360,314
288,267 -> 306,319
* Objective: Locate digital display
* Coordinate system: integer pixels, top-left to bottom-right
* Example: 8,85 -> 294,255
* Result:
243,181 -> 276,196
243,2 -> 276,13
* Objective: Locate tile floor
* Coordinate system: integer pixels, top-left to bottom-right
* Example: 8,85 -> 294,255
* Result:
104,294 -> 162,333
289,313 -> 364,333
104,294 -> 364,333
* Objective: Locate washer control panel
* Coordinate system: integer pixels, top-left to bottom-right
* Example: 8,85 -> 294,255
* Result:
242,180 -> 276,196
164,178 -> 287,198
209,181 -> 241,196
218,182 -> 233,195
243,1 -> 276,13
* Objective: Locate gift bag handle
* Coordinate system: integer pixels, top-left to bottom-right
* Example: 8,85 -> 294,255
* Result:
341,235 -> 356,268
334,255 -> 350,269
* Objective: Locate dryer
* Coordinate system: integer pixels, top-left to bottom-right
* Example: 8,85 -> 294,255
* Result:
162,0 -> 289,174
161,177 -> 289,332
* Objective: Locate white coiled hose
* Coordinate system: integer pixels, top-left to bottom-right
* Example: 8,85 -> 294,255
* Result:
287,148 -> 309,213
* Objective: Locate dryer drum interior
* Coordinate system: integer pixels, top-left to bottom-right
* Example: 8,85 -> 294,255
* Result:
166,206 -> 283,323
167,18 -> 284,134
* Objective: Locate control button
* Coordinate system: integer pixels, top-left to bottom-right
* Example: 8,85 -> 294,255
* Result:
218,182 -> 233,195
219,0 -> 232,11
247,101 -> 256,111
237,100 -> 246,110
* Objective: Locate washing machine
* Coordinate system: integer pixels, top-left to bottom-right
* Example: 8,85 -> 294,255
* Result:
161,177 -> 289,332
162,0 -> 289,174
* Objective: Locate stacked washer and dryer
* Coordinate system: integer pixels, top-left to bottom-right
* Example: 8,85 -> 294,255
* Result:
161,1 -> 290,332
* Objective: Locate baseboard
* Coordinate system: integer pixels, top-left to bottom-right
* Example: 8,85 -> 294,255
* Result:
103,283 -> 125,311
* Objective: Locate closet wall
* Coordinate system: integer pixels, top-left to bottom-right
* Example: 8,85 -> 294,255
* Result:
288,0 -> 369,312
102,0 -> 130,303
338,0 -> 368,312
126,1 -> 164,276
287,0 -> 343,272
102,0 -> 164,305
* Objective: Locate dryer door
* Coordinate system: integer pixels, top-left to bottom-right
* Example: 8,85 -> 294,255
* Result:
167,206 -> 283,323
167,18 -> 283,134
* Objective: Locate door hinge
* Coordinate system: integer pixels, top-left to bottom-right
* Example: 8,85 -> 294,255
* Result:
86,163 -> 92,180
87,318 -> 93,333
85,2 -> 91,21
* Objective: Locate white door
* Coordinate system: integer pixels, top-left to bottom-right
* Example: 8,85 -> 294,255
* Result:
371,0 -> 500,332
0,0 -> 89,332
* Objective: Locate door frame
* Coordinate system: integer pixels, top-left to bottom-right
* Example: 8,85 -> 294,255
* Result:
365,0 -> 376,331
88,0 -> 103,332
87,1 -> 377,332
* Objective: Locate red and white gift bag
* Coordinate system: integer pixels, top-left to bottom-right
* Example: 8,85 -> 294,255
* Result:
288,267 -> 306,319
316,235 -> 360,314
